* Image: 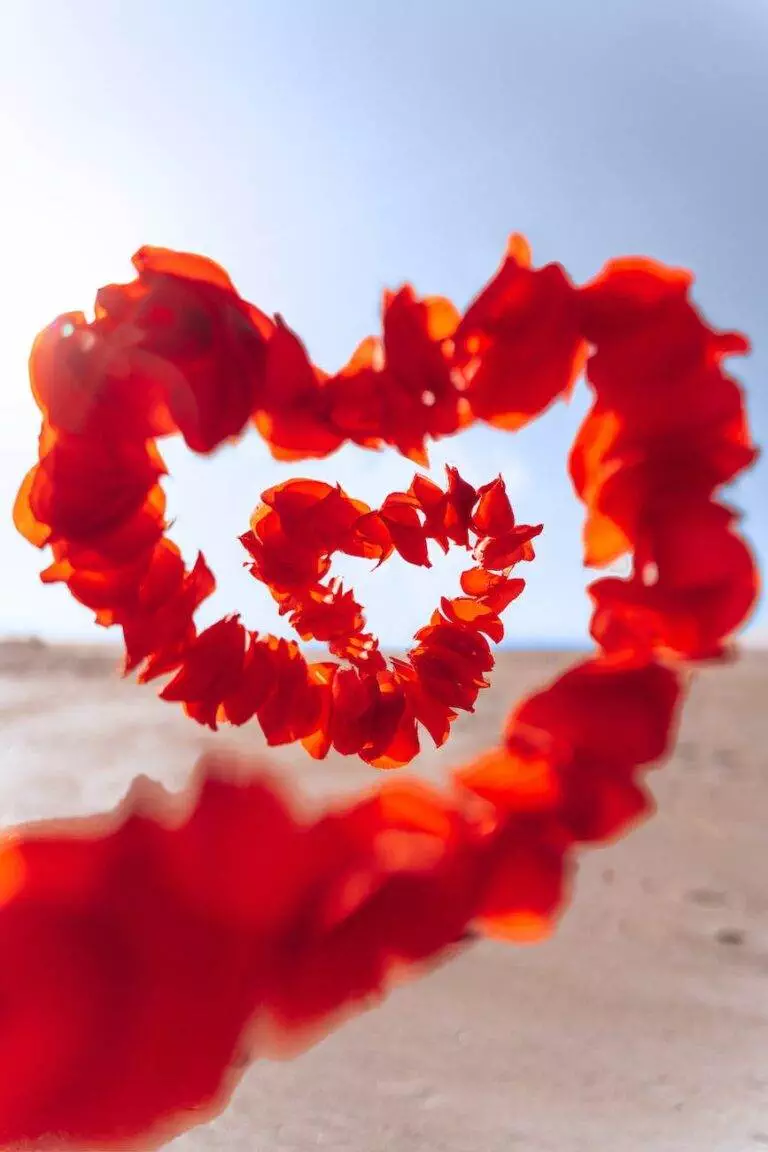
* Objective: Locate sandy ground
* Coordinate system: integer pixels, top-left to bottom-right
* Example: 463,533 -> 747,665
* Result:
1,642 -> 766,1151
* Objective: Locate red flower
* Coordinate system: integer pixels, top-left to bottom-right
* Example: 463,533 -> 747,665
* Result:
160,616 -> 249,729
160,625 -> 323,747
458,658 -> 682,844
370,491 -> 432,566
471,476 -> 517,535
26,248 -> 277,454
14,432 -> 175,631
254,319 -> 344,460
122,549 -> 217,679
264,779 -> 480,1045
26,312 -> 176,444
241,515 -> 332,594
576,256 -> 751,421
329,290 -> 466,464
249,637 -> 324,745
474,523 -> 542,571
262,478 -> 370,556
459,567 -> 526,614
455,235 -> 587,429
378,287 -> 463,461
408,466 -> 478,549
328,668 -> 418,766
97,247 -> 275,454
471,814 -> 571,942
0,764 -> 289,1149
408,617 -> 493,710
327,336 -> 387,449
508,657 -> 681,841
284,582 -> 366,644
570,408 -> 756,568
571,256 -> 756,567
589,498 -> 759,661
14,430 -> 165,550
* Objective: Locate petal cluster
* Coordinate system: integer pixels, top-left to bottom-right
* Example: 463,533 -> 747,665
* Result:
569,257 -> 758,660
16,246 -> 553,766
0,756 -> 548,1148
8,235 -> 759,1149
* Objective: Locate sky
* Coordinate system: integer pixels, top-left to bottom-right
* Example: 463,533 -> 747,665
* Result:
0,0 -> 765,648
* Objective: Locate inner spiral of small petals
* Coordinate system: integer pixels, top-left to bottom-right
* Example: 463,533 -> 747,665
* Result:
218,469 -> 540,764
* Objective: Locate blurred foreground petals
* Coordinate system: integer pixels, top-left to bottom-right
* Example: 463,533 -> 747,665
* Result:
0,753 -> 568,1150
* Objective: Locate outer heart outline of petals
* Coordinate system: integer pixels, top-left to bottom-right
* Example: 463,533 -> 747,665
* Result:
5,231 -> 759,1150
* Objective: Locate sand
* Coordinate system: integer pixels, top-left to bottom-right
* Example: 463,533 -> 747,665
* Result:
1,642 -> 766,1151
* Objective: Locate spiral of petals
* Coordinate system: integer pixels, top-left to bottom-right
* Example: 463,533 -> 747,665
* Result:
8,235 -> 760,1148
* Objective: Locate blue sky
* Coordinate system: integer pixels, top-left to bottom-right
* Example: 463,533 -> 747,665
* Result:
1,0 -> 765,646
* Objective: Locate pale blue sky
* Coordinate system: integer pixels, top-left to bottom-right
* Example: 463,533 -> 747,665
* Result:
1,0 -> 765,646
